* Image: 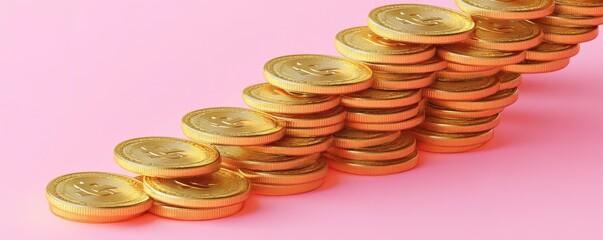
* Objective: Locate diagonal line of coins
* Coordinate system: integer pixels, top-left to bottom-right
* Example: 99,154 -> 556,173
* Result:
45,1 -> 601,223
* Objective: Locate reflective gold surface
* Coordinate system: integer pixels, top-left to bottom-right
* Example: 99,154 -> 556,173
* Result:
456,0 -> 555,19
243,83 -> 340,114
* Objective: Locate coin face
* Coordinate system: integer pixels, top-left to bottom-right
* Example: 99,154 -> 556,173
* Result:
263,54 -> 373,94
114,137 -> 220,177
456,0 -> 555,19
555,0 -> 603,16
215,145 -> 296,162
368,4 -> 475,44
182,107 -> 285,145
47,172 -> 150,209
556,0 -> 603,7
467,17 -> 543,51
243,83 -> 340,114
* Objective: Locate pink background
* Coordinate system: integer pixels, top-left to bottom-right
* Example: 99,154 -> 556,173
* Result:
1,0 -> 602,239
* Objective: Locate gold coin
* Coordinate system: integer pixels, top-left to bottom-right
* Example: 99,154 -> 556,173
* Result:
239,157 -> 328,185
368,4 -> 475,44
341,88 -> 422,109
364,57 -> 447,74
333,129 -> 401,149
285,121 -> 345,137
243,83 -> 340,114
456,0 -> 555,20
437,67 -> 501,79
346,103 -> 422,123
417,142 -> 486,153
498,71 -> 523,90
347,112 -> 425,131
245,136 -> 333,156
114,137 -> 221,178
149,201 -> 244,221
425,102 -> 504,119
539,12 -> 603,26
215,145 -> 320,171
371,72 -> 436,90
420,114 -> 500,133
423,76 -> 501,101
182,107 -> 285,146
46,172 -> 152,223
335,26 -> 436,64
430,88 -> 519,111
324,151 -> 419,176
447,62 -> 496,72
326,132 -> 416,161
502,59 -> 571,74
143,168 -> 251,208
410,128 -> 494,147
263,54 -> 373,94
268,105 -> 346,128
437,43 -> 526,67
251,179 -> 325,196
539,23 -> 599,44
466,17 -> 543,51
526,43 -> 580,61
555,0 -> 603,16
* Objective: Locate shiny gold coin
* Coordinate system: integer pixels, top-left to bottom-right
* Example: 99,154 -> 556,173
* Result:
245,136 -> 333,156
430,88 -> 519,111
341,88 -> 422,109
268,105 -> 346,128
182,107 -> 285,146
420,114 -> 500,133
243,83 -> 340,114
114,137 -> 221,178
556,0 -> 603,16
498,71 -> 523,90
425,102 -> 504,119
347,112 -> 425,131
371,72 -> 436,90
215,145 -> 320,171
368,4 -> 475,44
333,129 -> 401,149
447,62 -> 496,72
417,142 -> 486,153
251,179 -> 325,196
539,23 -> 599,44
437,43 -> 526,67
423,76 -> 501,101
502,59 -> 571,74
143,168 -> 251,208
326,132 -> 416,161
539,13 -> 603,26
526,43 -> 580,61
325,151 -> 419,176
466,17 -> 543,51
46,172 -> 152,223
346,103 -> 421,123
364,57 -> 448,74
437,67 -> 501,79
263,54 -> 373,94
149,201 -> 244,221
456,0 -> 555,20
285,121 -> 345,137
239,157 -> 328,185
410,128 -> 494,147
335,26 -> 436,64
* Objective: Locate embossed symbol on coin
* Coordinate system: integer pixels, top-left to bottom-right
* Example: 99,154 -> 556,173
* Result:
140,144 -> 185,159
291,62 -> 340,76
364,32 -> 404,47
175,179 -> 217,190
396,12 -> 442,26
209,116 -> 250,128
477,20 -> 515,33
74,181 -> 119,197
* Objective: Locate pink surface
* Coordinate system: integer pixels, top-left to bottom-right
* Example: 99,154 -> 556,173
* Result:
1,0 -> 602,239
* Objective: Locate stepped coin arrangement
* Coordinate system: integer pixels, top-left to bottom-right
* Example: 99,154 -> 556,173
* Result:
46,1 -> 601,222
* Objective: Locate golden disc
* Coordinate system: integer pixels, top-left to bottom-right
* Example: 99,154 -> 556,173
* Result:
333,129 -> 401,149
555,0 -> 603,16
243,83 -> 340,114
114,137 -> 221,178
341,88 -> 422,109
539,23 -> 599,44
498,71 -> 523,90
215,145 -> 320,171
368,4 -> 475,44
326,132 -> 416,161
371,72 -> 435,91
251,179 -> 325,196
447,62 -> 496,72
149,201 -> 244,221
335,26 -> 436,64
417,142 -> 486,153
420,114 -> 500,133
285,121 -> 345,137
182,107 -> 285,146
346,103 -> 421,123
526,43 -> 580,61
268,105 -> 346,128
239,157 -> 328,185
539,13 -> 603,26
430,88 -> 519,111
410,128 -> 494,147
324,151 -> 419,176
48,205 -> 146,223
437,67 -> 501,79
423,76 -> 501,101
425,102 -> 504,119
245,136 -> 333,156
263,54 -> 373,94
455,0 -> 555,20
437,43 -> 526,67
347,112 -> 425,131
502,59 -> 571,74
465,17 -> 543,51
143,168 -> 251,208
364,57 -> 448,74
